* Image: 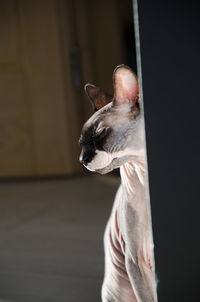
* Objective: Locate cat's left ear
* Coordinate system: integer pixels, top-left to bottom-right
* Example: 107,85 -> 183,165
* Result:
113,65 -> 139,109
84,84 -> 112,112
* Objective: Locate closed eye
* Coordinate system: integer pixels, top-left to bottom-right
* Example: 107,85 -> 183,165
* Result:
93,127 -> 109,138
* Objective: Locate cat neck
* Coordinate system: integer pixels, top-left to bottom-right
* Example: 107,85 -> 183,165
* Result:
119,157 -> 151,227
120,156 -> 147,195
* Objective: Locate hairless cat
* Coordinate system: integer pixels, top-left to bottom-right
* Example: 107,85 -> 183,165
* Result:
79,65 -> 157,302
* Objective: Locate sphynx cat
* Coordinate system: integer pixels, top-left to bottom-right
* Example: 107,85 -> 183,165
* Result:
79,65 -> 157,302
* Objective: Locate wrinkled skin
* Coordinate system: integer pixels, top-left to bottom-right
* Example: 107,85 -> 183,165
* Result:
79,65 -> 157,302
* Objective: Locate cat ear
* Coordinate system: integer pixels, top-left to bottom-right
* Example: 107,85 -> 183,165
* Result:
113,65 -> 139,108
84,84 -> 112,111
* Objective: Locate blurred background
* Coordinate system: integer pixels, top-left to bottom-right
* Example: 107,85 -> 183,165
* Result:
0,0 -> 136,178
0,0 -> 136,301
0,0 -> 200,302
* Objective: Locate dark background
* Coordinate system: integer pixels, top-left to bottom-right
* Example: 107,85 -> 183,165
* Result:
138,0 -> 200,301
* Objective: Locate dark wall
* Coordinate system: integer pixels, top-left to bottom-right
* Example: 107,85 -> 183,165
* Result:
137,1 -> 200,301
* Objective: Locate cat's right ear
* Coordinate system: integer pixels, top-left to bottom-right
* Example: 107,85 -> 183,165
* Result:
84,84 -> 112,112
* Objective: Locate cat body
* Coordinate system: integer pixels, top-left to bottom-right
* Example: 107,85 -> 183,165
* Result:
79,66 -> 157,302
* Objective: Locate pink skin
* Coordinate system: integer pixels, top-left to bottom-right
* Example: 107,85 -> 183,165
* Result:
101,160 -> 157,302
81,66 -> 157,302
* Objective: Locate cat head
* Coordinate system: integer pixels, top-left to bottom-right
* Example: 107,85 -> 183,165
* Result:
79,65 -> 144,174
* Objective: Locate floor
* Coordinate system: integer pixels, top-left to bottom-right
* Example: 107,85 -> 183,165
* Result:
0,175 -> 119,302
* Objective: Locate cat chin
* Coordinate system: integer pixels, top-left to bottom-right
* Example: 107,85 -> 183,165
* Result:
83,164 -> 95,172
95,159 -> 120,174
95,166 -> 114,175
86,155 -> 133,174
85,163 -> 114,174
95,168 -> 113,175
84,163 -> 113,174
95,154 -> 136,174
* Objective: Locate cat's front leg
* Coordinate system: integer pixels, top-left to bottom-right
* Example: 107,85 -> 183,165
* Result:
125,248 -> 157,302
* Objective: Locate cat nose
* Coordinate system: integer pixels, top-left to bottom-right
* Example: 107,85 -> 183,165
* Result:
79,151 -> 87,165
79,153 -> 84,164
79,151 -> 90,166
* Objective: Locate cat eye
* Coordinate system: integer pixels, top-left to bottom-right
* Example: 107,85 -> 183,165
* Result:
93,127 -> 108,138
96,127 -> 105,134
